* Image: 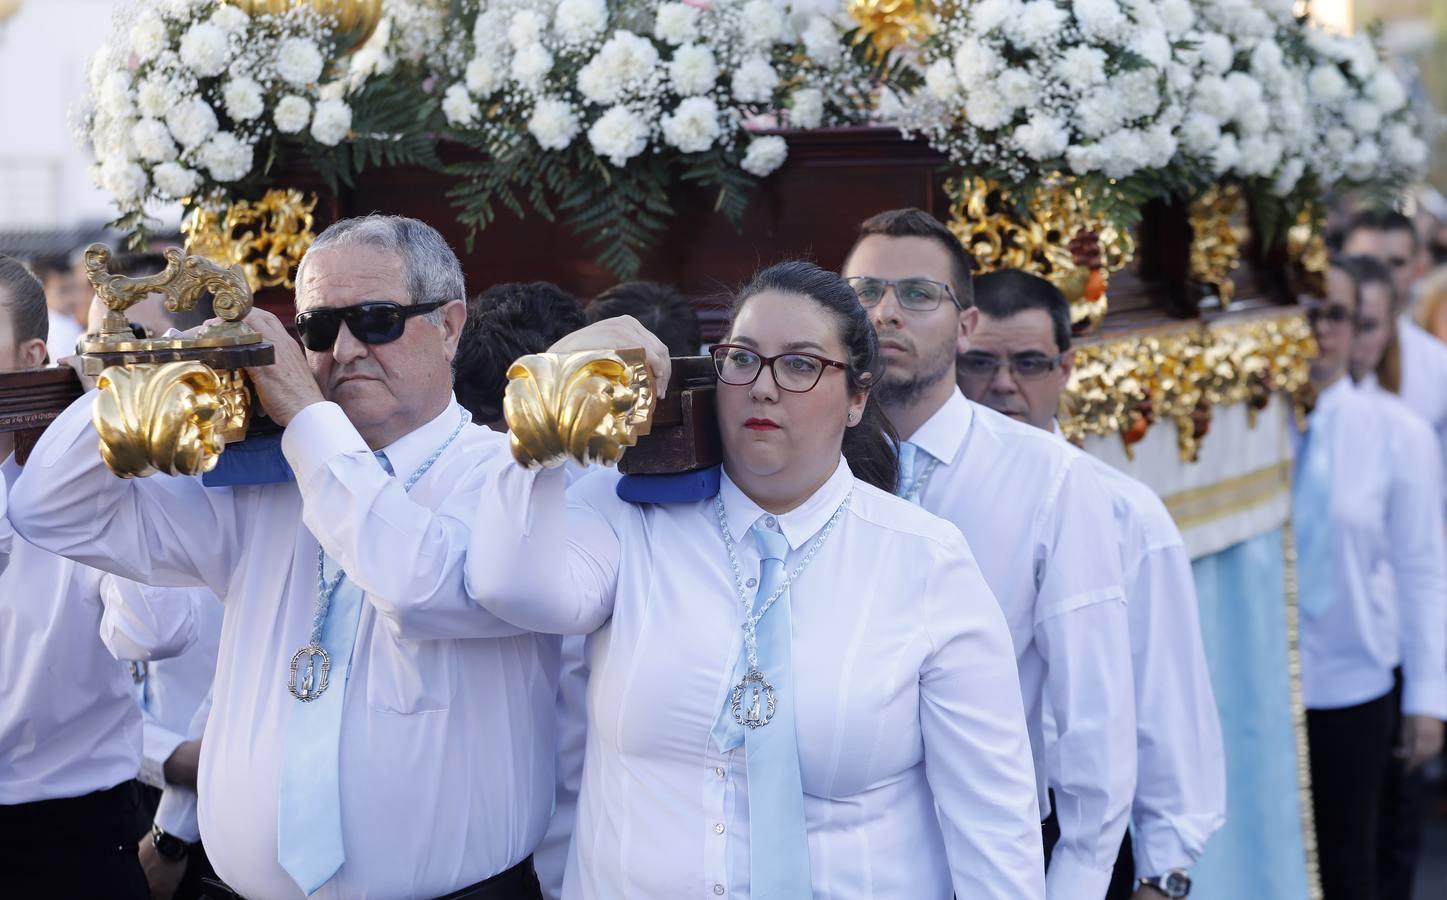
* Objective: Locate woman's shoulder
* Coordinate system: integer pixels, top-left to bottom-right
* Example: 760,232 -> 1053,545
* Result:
847,478 -> 973,556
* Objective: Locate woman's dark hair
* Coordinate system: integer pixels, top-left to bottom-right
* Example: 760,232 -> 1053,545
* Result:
0,256 -> 49,357
729,260 -> 899,493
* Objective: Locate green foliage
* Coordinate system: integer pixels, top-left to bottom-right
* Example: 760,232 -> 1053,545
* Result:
304,77 -> 443,193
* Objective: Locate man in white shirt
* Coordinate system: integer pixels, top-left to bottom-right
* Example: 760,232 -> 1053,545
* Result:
957,268 -> 1227,900
10,216 -> 561,900
840,209 -> 1136,900
100,577 -> 224,900
0,255 -> 149,898
1293,259 -> 1447,900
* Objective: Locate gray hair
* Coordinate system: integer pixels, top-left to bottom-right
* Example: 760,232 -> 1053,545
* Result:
297,215 -> 465,322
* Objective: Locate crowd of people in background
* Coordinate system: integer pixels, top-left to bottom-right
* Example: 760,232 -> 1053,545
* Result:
0,198 -> 1443,900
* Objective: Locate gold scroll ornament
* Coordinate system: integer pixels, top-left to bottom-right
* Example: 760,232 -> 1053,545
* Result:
504,350 -> 657,469
948,176 -> 1134,333
846,0 -> 936,53
80,244 -> 273,478
181,189 -> 318,292
226,0 -> 382,54
1188,183 -> 1247,305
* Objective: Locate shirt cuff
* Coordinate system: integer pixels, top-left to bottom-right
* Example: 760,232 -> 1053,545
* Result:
153,786 -> 201,843
1046,850 -> 1115,900
142,723 -> 189,790
1401,677 -> 1447,721
280,401 -> 369,484
1132,825 -> 1200,881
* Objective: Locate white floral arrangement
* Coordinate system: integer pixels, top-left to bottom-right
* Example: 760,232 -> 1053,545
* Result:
436,0 -> 891,276
901,0 -> 1198,216
1299,25 -> 1426,192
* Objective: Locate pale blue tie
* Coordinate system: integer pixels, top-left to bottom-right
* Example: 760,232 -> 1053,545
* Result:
277,451 -> 391,895
895,440 -> 918,499
1293,413 -> 1335,619
709,520 -> 813,899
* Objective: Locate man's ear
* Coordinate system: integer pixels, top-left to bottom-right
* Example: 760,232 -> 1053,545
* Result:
440,299 -> 468,361
956,307 -> 979,354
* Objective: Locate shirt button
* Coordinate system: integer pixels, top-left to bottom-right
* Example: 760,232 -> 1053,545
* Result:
745,577 -> 757,588
714,822 -> 726,834
764,516 -> 777,529
714,766 -> 726,778
714,885 -> 726,896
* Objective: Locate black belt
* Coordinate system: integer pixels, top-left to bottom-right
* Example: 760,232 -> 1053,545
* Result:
201,854 -> 542,900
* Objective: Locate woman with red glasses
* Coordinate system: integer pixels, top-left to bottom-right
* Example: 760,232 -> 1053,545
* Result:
470,261 -> 1043,899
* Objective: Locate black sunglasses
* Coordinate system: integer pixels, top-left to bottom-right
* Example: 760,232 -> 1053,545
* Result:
294,300 -> 450,352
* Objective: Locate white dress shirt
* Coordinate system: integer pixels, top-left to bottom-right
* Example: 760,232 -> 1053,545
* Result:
10,394 -> 561,900
904,389 -> 1134,899
1399,314 -> 1447,491
1071,447 -> 1227,879
100,578 -> 223,842
1297,377 -> 1447,717
0,466 -> 11,574
467,457 -> 1045,899
0,454 -> 140,805
536,634 -> 589,900
45,309 -> 83,363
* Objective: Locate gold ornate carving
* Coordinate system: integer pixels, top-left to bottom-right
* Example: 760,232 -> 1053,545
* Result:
504,349 -> 657,469
1287,208 -> 1329,301
182,190 -> 318,292
1062,310 -> 1315,462
92,362 -> 228,478
846,0 -> 935,52
947,176 -> 1134,332
1189,183 -> 1247,305
226,0 -> 382,54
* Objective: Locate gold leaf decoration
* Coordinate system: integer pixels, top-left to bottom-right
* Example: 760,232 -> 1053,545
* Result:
226,0 -> 382,55
93,362 -> 227,478
846,0 -> 936,53
1188,183 -> 1247,305
181,189 -> 318,292
504,349 -> 657,469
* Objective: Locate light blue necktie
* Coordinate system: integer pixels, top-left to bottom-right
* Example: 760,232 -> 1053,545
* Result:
1293,413 -> 1335,618
895,441 -> 918,499
709,520 -> 813,899
277,451 -> 391,895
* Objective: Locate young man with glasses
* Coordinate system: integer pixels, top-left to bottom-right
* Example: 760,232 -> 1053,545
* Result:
960,268 -> 1227,900
840,208 -> 1136,900
8,216 -> 578,900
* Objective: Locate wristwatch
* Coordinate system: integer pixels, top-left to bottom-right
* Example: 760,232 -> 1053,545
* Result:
151,823 -> 191,862
1139,870 -> 1191,898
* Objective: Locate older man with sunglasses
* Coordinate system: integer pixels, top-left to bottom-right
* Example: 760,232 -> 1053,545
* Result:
840,208 -> 1135,900
8,216 -> 671,900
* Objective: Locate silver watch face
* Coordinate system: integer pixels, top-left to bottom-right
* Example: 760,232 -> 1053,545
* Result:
1164,871 -> 1191,896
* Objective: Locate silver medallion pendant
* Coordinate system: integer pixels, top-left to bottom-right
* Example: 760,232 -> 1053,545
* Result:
731,668 -> 777,729
288,643 -> 331,702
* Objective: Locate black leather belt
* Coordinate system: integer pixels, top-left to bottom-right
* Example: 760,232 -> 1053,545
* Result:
201,854 -> 542,900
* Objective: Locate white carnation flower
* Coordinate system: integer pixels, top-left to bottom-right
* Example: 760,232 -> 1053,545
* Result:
528,97 -> 582,150
1345,139 -> 1379,181
790,87 -> 824,129
276,37 -> 325,87
741,0 -> 785,46
802,16 -> 841,65
654,2 -> 701,44
1308,65 -> 1348,102
165,97 -> 218,150
1192,76 -> 1235,122
508,10 -> 546,50
1159,0 -> 1195,34
1386,126 -> 1427,169
160,0 -> 200,20
131,118 -> 178,163
1197,32 -> 1234,76
1142,123 -> 1177,167
588,105 -> 650,167
1066,143 -> 1108,175
179,22 -> 229,77
210,5 -> 248,34
1237,103 -> 1269,135
1013,112 -> 1069,161
310,98 -> 352,145
100,71 -> 135,117
997,70 -> 1036,111
557,0 -> 609,44
129,15 -> 167,63
1073,0 -> 1128,41
443,83 -> 479,126
964,89 -> 1012,130
1135,28 -> 1171,68
741,135 -> 787,177
1272,157 -> 1305,194
223,76 -> 265,122
1223,72 -> 1264,122
201,131 -> 253,182
1212,133 -> 1240,175
466,58 -> 500,96
953,39 -> 1002,85
661,96 -> 721,152
971,0 -> 1022,33
1056,45 -> 1107,86
669,44 -> 718,95
1009,1 -> 1068,48
1099,129 -> 1147,178
1250,40 -> 1283,77
274,95 -> 311,133
1077,87 -> 1124,138
578,31 -> 660,104
925,58 -> 959,100
1181,113 -> 1221,156
152,162 -> 201,200
731,56 -> 779,104
1237,134 -> 1282,177
136,76 -> 177,119
1368,70 -> 1406,113
101,158 -> 148,203
1325,127 -> 1354,155
89,43 -> 113,91
511,44 -> 554,91
1345,100 -> 1382,134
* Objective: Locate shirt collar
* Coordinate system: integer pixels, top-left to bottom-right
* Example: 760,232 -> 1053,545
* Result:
1313,375 -> 1354,418
906,388 -> 974,465
375,394 -> 466,481
717,456 -> 854,552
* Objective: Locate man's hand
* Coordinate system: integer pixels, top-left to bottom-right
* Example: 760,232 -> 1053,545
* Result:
547,315 -> 672,398
162,739 -> 202,789
57,355 -> 98,392
240,308 -> 324,426
137,836 -> 187,900
1398,715 -> 1444,772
